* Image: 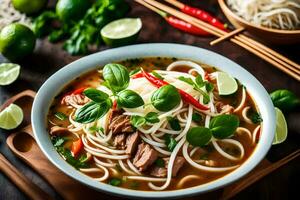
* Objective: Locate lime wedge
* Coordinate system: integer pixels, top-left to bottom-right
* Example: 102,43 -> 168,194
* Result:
0,103 -> 23,130
216,72 -> 238,95
272,107 -> 288,145
0,63 -> 20,85
101,18 -> 142,47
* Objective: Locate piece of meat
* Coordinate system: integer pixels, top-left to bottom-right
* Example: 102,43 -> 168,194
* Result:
113,134 -> 126,149
133,143 -> 158,171
61,94 -> 88,106
150,156 -> 185,177
50,126 -> 70,135
109,110 -> 133,134
215,102 -> 234,114
125,131 -> 140,155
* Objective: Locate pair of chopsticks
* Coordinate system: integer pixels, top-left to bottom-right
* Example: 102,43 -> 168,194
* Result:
135,0 -> 300,81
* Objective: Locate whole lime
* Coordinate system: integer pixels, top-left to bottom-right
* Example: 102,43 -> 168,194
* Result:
56,0 -> 90,22
12,0 -> 47,15
0,23 -> 36,61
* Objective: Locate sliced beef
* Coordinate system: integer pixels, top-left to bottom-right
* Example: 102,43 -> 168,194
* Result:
109,110 -> 133,134
61,94 -> 88,106
133,143 -> 158,171
125,131 -> 140,155
113,134 -> 126,149
215,102 -> 234,114
150,156 -> 185,177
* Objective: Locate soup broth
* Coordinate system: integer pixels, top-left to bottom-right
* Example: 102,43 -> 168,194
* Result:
47,57 -> 262,191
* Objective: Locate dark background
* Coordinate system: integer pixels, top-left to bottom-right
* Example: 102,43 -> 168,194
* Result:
0,0 -> 299,199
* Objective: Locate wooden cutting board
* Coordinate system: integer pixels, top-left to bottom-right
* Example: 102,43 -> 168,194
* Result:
2,90 -> 287,200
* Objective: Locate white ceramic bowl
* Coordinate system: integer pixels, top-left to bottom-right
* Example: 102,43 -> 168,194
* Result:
32,43 -> 275,199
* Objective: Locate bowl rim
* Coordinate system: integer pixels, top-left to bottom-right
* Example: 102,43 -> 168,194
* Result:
32,43 -> 275,199
218,0 -> 300,34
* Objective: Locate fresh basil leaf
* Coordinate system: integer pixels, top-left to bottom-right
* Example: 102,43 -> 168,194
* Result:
209,114 -> 239,139
109,178 -> 122,186
130,115 -> 146,128
56,147 -> 89,169
205,82 -> 214,92
83,88 -> 109,103
117,89 -> 144,108
167,116 -> 181,131
187,127 -> 212,147
129,69 -> 141,76
178,76 -> 194,85
55,112 -> 67,120
192,112 -> 202,123
103,63 -> 129,92
270,89 -> 300,112
151,85 -> 181,112
164,134 -> 177,151
75,100 -> 112,124
152,71 -> 164,80
154,158 -> 165,167
195,75 -> 205,88
145,112 -> 160,123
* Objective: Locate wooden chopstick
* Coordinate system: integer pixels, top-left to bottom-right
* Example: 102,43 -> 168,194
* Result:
220,149 -> 300,200
0,153 -> 54,200
137,0 -> 300,81
161,0 -> 300,76
210,27 -> 245,45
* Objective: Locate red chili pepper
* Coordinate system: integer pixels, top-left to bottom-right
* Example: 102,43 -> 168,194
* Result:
204,72 -> 212,82
166,16 -> 210,36
112,99 -> 117,110
71,87 -> 87,95
71,138 -> 83,157
131,72 -> 144,79
181,5 -> 228,31
141,70 -> 209,110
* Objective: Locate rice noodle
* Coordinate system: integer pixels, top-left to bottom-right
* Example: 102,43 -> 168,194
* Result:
252,125 -> 261,144
212,139 -> 244,161
177,175 -> 202,188
234,87 -> 246,113
242,106 -> 254,124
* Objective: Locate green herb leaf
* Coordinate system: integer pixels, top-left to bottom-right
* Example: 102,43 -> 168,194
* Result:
83,88 -> 109,103
167,116 -> 181,131
109,178 -> 122,186
152,71 -> 164,80
75,100 -> 112,124
32,11 -> 58,37
192,112 -> 202,123
195,75 -> 205,88
187,127 -> 212,147
130,115 -> 146,128
51,136 -> 67,147
55,112 -> 67,120
164,135 -> 177,151
56,147 -> 89,169
117,89 -> 144,108
89,126 -> 104,133
205,82 -> 214,92
249,110 -> 263,124
103,63 -> 129,93
209,114 -> 239,139
151,85 -> 181,112
178,76 -> 194,85
270,89 -> 300,112
145,112 -> 160,123
154,158 -> 165,167
129,69 -> 141,76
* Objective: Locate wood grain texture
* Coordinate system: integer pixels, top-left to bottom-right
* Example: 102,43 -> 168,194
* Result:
0,0 -> 299,200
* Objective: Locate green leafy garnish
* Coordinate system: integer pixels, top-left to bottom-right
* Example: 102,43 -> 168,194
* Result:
103,63 -> 130,93
192,112 -> 202,123
154,158 -> 165,167
167,116 -> 181,131
51,136 -> 68,147
130,115 -> 146,128
248,110 -> 263,124
145,112 -> 160,123
117,89 -> 144,108
187,127 -> 212,147
55,112 -> 67,120
89,126 -> 104,133
108,178 -> 122,186
209,114 -> 239,139
164,135 -> 177,151
270,89 -> 300,112
129,69 -> 141,76
151,85 -> 181,112
83,88 -> 109,103
152,71 -> 164,80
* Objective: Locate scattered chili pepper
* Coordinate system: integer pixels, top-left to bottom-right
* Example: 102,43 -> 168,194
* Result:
181,5 -> 228,31
71,138 -> 83,157
141,69 -> 209,110
71,87 -> 87,95
131,72 -> 144,79
149,5 -> 210,36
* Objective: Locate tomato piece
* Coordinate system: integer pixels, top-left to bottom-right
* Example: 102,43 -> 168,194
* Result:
71,138 -> 83,157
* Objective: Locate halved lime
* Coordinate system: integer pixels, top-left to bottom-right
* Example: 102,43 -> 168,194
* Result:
216,72 -> 238,95
0,63 -> 20,85
272,107 -> 288,145
101,18 -> 142,47
0,104 -> 23,130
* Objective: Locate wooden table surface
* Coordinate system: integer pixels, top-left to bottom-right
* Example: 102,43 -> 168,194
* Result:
0,1 -> 299,200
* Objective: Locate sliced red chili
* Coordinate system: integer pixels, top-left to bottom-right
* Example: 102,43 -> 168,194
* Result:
71,138 -> 83,157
